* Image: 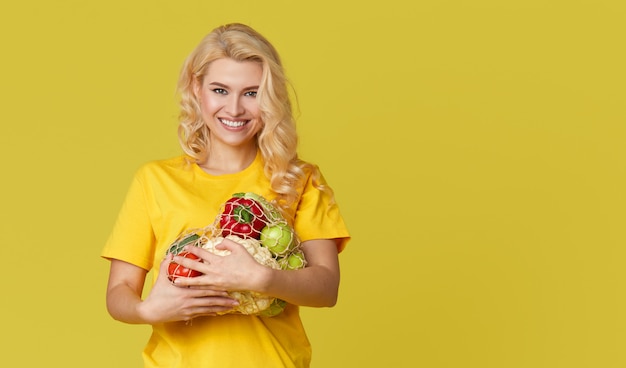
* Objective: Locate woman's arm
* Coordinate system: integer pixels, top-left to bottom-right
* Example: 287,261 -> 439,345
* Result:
105,259 -> 149,323
174,238 -> 341,308
105,256 -> 239,324
261,239 -> 340,307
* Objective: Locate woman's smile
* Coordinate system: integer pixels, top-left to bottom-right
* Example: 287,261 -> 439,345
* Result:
219,118 -> 249,128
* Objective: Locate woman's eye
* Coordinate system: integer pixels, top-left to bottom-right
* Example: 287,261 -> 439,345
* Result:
244,91 -> 257,97
212,88 -> 227,95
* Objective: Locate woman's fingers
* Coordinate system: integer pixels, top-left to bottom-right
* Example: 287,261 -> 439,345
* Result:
187,288 -> 231,298
173,247 -> 214,273
183,293 -> 240,319
171,239 -> 262,293
155,253 -> 176,285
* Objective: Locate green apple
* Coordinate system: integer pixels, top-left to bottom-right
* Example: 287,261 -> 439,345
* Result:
279,251 -> 306,270
259,299 -> 287,317
260,223 -> 293,255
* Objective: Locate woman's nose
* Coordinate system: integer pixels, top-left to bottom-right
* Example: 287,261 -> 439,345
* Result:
225,95 -> 244,116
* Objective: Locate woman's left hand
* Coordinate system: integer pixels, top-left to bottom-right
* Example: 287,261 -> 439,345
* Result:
170,238 -> 270,292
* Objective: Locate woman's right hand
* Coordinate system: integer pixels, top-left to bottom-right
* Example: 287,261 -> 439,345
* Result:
138,254 -> 239,323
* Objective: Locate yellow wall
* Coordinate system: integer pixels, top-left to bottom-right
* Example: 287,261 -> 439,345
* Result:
1,1 -> 624,367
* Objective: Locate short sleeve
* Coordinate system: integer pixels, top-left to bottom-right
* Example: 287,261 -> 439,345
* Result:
293,169 -> 350,253
101,169 -> 157,270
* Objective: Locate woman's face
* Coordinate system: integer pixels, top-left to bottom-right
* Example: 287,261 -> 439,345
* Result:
195,58 -> 263,151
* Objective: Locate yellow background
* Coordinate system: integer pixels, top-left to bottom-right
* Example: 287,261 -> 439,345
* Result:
1,1 -> 624,367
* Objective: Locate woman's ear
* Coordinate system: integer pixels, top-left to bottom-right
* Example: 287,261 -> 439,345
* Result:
192,78 -> 201,100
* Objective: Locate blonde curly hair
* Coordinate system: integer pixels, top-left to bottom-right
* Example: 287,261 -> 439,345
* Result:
177,23 -> 330,218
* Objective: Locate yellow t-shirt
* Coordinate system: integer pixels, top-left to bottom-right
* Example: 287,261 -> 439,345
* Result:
102,152 -> 350,368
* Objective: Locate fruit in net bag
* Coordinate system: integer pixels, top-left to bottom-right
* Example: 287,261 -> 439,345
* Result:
219,196 -> 267,239
167,251 -> 203,281
165,192 -> 307,316
260,222 -> 296,256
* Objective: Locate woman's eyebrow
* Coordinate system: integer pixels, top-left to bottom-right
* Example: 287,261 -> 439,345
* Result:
207,81 -> 259,90
207,81 -> 229,88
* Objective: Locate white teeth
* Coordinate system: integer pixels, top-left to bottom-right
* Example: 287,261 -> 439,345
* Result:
220,119 -> 247,127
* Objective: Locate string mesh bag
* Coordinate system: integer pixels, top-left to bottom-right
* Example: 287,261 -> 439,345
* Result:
166,192 -> 307,317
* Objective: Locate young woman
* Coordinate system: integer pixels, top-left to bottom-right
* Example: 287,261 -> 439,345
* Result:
102,23 -> 350,367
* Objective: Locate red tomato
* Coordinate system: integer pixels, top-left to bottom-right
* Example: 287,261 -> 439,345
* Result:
167,251 -> 203,281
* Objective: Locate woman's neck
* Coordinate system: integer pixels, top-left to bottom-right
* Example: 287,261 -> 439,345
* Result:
199,144 -> 258,175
